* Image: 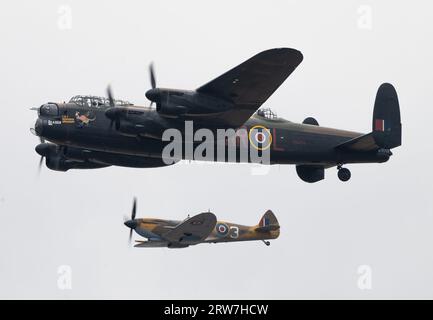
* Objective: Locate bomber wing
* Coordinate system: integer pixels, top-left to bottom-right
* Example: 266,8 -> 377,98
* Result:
196,48 -> 303,127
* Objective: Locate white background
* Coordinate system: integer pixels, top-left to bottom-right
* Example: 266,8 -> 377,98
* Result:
0,0 -> 432,299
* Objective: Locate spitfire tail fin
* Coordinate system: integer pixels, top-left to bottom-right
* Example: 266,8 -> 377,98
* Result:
372,83 -> 402,149
255,210 -> 280,234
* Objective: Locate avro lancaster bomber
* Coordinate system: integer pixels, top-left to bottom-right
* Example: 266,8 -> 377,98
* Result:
31,48 -> 402,182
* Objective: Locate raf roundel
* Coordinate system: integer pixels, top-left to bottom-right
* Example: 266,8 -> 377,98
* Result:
216,223 -> 229,237
249,125 -> 273,151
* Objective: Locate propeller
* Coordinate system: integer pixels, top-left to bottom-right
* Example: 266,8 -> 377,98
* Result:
30,107 -> 45,173
107,85 -> 115,107
146,63 -> 157,107
38,155 -> 44,172
37,137 -> 46,173
131,196 -> 137,220
105,85 -> 120,130
124,197 -> 138,244
149,63 -> 156,89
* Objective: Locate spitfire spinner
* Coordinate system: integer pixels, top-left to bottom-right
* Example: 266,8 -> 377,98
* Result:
31,48 -> 402,182
124,198 -> 280,248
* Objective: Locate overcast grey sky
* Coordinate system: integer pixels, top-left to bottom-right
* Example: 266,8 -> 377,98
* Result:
0,0 -> 432,299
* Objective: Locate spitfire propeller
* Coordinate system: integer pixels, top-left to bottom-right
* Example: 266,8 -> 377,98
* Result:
124,197 -> 138,244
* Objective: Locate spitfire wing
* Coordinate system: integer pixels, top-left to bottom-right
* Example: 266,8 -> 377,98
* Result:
162,212 -> 217,245
134,241 -> 169,248
196,48 -> 303,127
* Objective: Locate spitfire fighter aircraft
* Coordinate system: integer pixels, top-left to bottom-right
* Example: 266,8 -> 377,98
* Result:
31,48 -> 402,182
123,199 -> 280,248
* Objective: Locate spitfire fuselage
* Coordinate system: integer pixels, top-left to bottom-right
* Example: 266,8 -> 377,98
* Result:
133,217 -> 280,245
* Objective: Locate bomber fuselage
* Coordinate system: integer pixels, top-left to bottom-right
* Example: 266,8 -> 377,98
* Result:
33,100 -> 389,168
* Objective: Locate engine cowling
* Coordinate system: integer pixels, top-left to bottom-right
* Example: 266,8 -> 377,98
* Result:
156,103 -> 188,116
36,143 -> 109,171
45,154 -> 69,171
36,143 -> 178,171
45,155 -> 107,171
88,152 -> 178,168
112,118 -> 167,138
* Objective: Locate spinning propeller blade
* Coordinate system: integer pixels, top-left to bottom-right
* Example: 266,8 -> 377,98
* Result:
125,197 -> 138,245
37,137 -> 46,174
149,63 -> 156,89
105,85 -> 120,130
131,197 -> 137,220
147,63 -> 157,107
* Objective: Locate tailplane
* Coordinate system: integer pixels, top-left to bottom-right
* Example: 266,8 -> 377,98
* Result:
255,210 -> 280,233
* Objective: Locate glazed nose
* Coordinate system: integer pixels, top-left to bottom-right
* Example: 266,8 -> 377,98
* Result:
34,118 -> 43,136
124,220 -> 138,229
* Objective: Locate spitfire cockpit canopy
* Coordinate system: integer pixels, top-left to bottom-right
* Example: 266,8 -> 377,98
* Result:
256,108 -> 277,120
69,95 -> 133,108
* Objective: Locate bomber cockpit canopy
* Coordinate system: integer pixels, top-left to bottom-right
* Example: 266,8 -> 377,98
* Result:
69,95 -> 133,108
256,108 -> 278,120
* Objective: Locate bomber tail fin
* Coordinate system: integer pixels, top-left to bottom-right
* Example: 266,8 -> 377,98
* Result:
336,83 -> 402,152
255,210 -> 280,233
372,83 -> 402,149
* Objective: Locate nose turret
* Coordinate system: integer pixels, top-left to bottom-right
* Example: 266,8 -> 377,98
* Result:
34,118 -> 44,136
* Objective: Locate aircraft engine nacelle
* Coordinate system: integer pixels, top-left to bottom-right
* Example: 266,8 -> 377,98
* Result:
114,118 -> 168,138
115,119 -> 140,136
156,103 -> 188,116
45,154 -> 106,171
87,152 -> 179,168
36,143 -> 178,171
44,153 -> 107,171
36,143 -> 108,171
45,153 -> 70,172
